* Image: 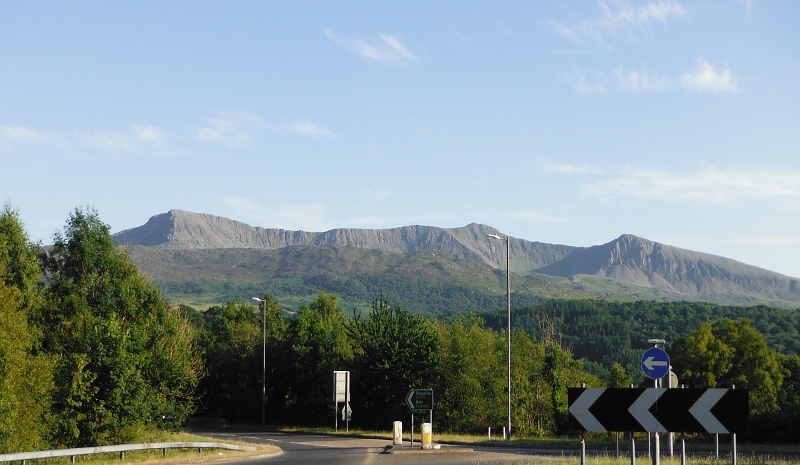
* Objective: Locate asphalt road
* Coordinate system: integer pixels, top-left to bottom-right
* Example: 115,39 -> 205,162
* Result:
197,430 -> 571,465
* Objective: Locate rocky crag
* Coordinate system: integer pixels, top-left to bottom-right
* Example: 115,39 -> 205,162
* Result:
113,210 -> 800,308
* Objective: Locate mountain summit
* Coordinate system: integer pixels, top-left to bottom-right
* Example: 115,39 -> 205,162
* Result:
113,210 -> 800,309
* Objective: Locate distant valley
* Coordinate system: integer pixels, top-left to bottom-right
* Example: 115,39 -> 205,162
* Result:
114,210 -> 800,313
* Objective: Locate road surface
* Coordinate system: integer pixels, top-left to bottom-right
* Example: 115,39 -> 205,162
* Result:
196,430 -> 570,465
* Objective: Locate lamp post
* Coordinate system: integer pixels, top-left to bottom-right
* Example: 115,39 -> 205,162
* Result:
488,233 -> 511,440
252,296 -> 268,426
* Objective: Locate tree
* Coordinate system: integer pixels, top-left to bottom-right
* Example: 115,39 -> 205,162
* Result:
197,301 -> 263,423
40,207 -> 200,446
673,318 -> 782,413
607,363 -> 634,388
285,291 -> 352,425
347,297 -> 441,429
0,205 -> 53,453
435,317 -> 505,433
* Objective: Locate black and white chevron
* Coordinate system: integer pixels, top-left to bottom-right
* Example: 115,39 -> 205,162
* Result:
568,388 -> 748,434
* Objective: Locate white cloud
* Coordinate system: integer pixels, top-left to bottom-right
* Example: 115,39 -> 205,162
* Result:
196,109 -> 267,147
583,166 -> 800,203
614,65 -> 672,92
569,67 -> 608,95
197,110 -> 336,145
85,131 -> 136,152
740,0 -> 753,14
324,28 -> 418,66
356,186 -> 392,204
1,124 -> 168,155
551,0 -> 686,46
540,161 -> 605,175
0,125 -> 46,142
132,125 -> 164,145
286,120 -> 336,138
680,58 -> 741,93
570,59 -> 740,95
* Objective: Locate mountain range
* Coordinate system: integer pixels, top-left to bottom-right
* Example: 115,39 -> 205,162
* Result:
113,210 -> 800,311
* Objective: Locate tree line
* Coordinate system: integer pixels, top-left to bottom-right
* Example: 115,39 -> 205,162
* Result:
0,206 -> 200,452
2,204 -> 798,452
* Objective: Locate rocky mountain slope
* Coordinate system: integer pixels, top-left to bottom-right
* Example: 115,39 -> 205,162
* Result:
113,210 -> 800,309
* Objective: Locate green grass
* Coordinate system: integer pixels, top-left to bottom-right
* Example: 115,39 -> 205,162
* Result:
22,433 -> 275,465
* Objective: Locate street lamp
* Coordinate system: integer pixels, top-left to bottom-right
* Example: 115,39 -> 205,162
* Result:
252,296 -> 268,426
488,233 -> 511,440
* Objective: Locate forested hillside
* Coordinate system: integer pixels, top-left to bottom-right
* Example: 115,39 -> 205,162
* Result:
480,299 -> 800,383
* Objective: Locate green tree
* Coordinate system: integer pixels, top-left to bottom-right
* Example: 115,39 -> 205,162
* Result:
606,363 -> 634,388
40,207 -> 200,446
435,317 -> 505,433
515,335 -> 601,436
197,301 -> 262,422
285,291 -> 352,425
0,204 -> 43,314
347,297 -> 441,429
0,205 -> 53,452
673,318 -> 782,413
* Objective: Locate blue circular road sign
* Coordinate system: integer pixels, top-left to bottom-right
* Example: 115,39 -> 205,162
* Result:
641,347 -> 670,379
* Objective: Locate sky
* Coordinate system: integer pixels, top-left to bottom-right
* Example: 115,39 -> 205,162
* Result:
2,1 -> 800,277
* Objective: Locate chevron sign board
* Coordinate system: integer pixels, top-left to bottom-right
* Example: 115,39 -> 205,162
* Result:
568,388 -> 748,434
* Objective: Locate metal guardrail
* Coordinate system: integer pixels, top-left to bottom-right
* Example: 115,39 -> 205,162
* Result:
0,442 -> 256,464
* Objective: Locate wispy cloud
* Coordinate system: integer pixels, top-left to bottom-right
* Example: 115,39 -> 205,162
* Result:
680,58 -> 741,93
196,109 -> 267,147
197,110 -> 336,145
550,0 -> 686,46
0,124 -> 165,154
568,67 -> 608,95
540,161 -> 605,175
740,0 -> 753,15
0,125 -> 47,142
324,28 -> 418,66
132,125 -> 164,145
285,120 -> 336,138
570,59 -> 739,95
614,65 -> 672,92
582,166 -> 800,203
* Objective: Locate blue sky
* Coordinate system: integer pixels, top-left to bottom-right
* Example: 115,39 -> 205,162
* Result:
2,1 -> 800,277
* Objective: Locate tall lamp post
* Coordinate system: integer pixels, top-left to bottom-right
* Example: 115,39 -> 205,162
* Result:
252,296 -> 268,426
488,233 -> 511,440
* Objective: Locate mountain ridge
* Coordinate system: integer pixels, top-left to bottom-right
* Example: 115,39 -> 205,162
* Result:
112,210 -> 800,309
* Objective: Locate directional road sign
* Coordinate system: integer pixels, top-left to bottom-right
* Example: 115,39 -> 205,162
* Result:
406,389 -> 433,411
568,387 -> 748,434
641,347 -> 670,379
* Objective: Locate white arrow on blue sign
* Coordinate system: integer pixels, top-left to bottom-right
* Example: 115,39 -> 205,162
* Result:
641,347 -> 670,379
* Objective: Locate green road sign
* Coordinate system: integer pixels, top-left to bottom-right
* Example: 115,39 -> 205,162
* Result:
406,389 -> 433,410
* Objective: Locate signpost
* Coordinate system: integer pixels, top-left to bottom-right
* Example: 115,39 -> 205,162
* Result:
641,347 -> 670,380
406,389 -> 433,448
333,371 -> 350,432
568,387 -> 749,434
406,389 -> 433,411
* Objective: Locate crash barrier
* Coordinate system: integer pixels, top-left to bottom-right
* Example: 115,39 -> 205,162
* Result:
0,442 -> 256,464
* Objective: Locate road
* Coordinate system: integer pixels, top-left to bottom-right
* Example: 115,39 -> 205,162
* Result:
197,430 -> 571,465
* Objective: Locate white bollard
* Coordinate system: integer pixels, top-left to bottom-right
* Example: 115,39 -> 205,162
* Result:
393,421 -> 403,445
421,422 -> 433,450
488,427 -> 491,439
